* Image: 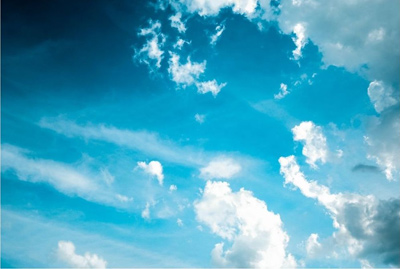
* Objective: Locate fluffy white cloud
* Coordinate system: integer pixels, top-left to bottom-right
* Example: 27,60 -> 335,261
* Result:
274,83 -> 289,99
194,181 -> 297,268
210,23 -> 225,45
367,80 -> 398,113
135,20 -> 166,70
200,157 -> 241,180
169,12 -> 186,33
137,161 -> 164,185
279,156 -> 400,266
177,0 -> 259,17
292,23 -> 307,60
168,52 -> 206,87
278,0 -> 400,85
196,79 -> 226,97
194,113 -> 205,124
292,121 -> 328,168
57,241 -> 107,268
169,184 -> 177,191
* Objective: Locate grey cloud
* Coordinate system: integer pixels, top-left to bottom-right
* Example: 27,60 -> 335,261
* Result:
351,164 -> 380,173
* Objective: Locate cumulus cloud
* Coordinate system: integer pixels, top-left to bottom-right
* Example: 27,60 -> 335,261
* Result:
278,0 -> 400,85
210,23 -> 225,45
57,241 -> 107,268
137,161 -> 164,185
194,180 -> 297,268
168,52 -> 206,87
200,157 -> 241,180
292,121 -> 328,168
169,12 -> 186,33
169,184 -> 177,191
134,20 -> 166,70
291,23 -> 307,60
194,113 -> 205,124
177,0 -> 259,17
279,156 -> 400,266
274,83 -> 289,99
196,79 -> 226,97
364,106 -> 400,181
367,80 -> 398,113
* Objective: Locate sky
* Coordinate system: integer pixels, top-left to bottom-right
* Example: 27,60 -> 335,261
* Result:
1,0 -> 399,268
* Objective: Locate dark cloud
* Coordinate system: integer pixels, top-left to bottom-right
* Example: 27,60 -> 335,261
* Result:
351,164 -> 380,173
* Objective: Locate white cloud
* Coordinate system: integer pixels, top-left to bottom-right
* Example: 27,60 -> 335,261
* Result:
137,160 -> 164,185
292,23 -> 307,60
169,12 -> 186,33
38,118 -> 206,167
100,168 -> 114,185
367,80 -> 398,113
274,83 -> 290,99
168,52 -> 206,87
57,241 -> 107,268
196,79 -> 227,97
1,144 -> 118,207
292,121 -> 328,168
177,218 -> 184,227
177,0 -> 259,17
115,194 -> 133,203
277,0 -> 400,85
142,202 -> 151,220
135,20 -> 166,70
200,157 -> 241,180
210,24 -> 225,45
194,113 -> 205,124
279,156 -> 400,266
173,38 -> 190,50
169,184 -> 177,191
194,181 -> 297,268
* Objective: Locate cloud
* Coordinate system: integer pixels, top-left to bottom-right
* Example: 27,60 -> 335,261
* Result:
169,184 -> 177,191
367,80 -> 398,113
292,121 -> 328,168
291,23 -> 307,60
277,0 -> 400,85
1,144 -> 119,207
194,180 -> 297,268
176,0 -> 259,17
351,164 -> 380,174
196,79 -> 226,97
200,157 -> 241,180
173,38 -> 190,50
141,202 -> 151,220
57,241 -> 107,268
364,106 -> 400,181
115,194 -> 133,203
137,161 -> 164,185
274,83 -> 290,99
194,113 -> 205,124
279,156 -> 400,266
39,118 -> 206,167
210,23 -> 225,45
177,218 -> 184,227
168,52 -> 206,87
134,20 -> 166,70
169,12 -> 186,33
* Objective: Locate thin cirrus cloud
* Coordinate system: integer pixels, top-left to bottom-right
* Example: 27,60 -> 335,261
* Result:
199,157 -> 241,180
57,241 -> 107,268
279,155 -> 400,267
1,144 -> 126,208
194,180 -> 297,268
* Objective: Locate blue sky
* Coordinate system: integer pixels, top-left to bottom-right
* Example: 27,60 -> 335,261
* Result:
1,0 -> 399,268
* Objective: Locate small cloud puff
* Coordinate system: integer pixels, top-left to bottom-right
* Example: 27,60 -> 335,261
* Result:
200,157 -> 241,180
196,80 -> 226,97
57,241 -> 107,268
367,80 -> 398,113
137,160 -> 164,185
274,83 -> 289,99
194,113 -> 205,124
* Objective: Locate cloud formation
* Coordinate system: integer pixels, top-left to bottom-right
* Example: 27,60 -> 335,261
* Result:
367,80 -> 398,113
292,121 -> 328,168
210,23 -> 225,45
57,241 -> 107,268
137,160 -> 165,185
169,12 -> 186,33
194,181 -> 296,268
196,79 -> 227,97
279,156 -> 400,266
274,83 -> 289,99
200,157 -> 241,180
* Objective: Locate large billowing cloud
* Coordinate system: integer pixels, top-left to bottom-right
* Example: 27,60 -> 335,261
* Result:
291,121 -> 328,168
194,181 -> 296,268
57,241 -> 107,268
279,156 -> 400,267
